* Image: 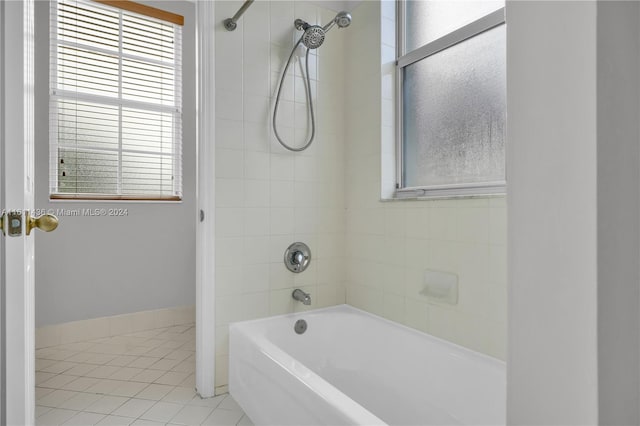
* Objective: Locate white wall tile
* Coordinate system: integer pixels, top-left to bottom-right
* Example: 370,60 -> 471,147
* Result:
244,179 -> 270,207
244,122 -> 270,153
215,120 -> 243,151
216,179 -> 244,208
270,181 -> 295,207
215,149 -> 244,179
215,209 -> 244,238
215,90 -> 243,121
244,151 -> 270,180
269,207 -> 295,235
243,208 -> 270,236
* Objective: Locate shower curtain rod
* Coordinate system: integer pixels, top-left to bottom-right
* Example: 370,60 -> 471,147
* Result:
223,0 -> 255,31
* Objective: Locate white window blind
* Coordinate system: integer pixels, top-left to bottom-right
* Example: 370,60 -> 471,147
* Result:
49,0 -> 183,200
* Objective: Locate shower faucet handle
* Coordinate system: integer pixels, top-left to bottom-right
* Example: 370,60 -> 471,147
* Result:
284,242 -> 311,273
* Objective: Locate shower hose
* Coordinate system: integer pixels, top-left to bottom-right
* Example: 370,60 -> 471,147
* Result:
272,36 -> 316,152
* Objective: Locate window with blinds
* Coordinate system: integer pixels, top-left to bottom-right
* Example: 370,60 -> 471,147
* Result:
49,0 -> 183,200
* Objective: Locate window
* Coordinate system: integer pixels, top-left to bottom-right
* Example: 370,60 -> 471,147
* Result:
396,1 -> 506,198
49,0 -> 183,200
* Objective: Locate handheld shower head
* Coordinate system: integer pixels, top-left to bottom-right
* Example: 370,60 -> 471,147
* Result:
322,11 -> 352,32
334,11 -> 352,28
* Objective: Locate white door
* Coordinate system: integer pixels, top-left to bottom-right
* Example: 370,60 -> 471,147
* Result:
2,0 -> 37,424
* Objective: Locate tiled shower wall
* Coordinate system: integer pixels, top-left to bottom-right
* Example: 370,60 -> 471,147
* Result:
343,1 -> 507,359
213,1 -> 347,392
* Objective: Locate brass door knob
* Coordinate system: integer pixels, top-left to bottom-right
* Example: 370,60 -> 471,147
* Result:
26,213 -> 58,235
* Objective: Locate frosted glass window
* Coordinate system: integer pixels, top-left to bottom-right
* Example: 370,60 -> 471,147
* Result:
402,25 -> 506,187
50,0 -> 183,200
404,0 -> 503,52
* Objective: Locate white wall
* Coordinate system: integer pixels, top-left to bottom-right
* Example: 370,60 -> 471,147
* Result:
505,1 -> 640,424
33,1 -> 197,327
596,2 -> 640,424
213,0 -> 348,393
343,0 -> 507,360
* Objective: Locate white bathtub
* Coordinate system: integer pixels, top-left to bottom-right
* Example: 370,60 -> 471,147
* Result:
229,305 -> 505,426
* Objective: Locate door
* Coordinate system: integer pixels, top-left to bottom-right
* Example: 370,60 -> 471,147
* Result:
2,0 -> 36,423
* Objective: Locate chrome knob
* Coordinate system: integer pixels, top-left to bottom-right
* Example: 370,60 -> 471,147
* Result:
284,242 -> 311,273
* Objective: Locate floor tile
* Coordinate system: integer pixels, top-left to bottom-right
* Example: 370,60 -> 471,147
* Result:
36,387 -> 56,401
34,319 -> 245,426
59,342 -> 95,352
40,375 -> 78,389
110,367 -> 144,381
38,390 -> 81,408
125,346 -> 152,356
65,353 -> 94,364
85,379 -> 124,395
35,405 -> 53,418
135,383 -> 174,400
130,420 -> 165,426
201,408 -> 244,426
139,401 -> 183,422
58,392 -> 102,411
187,395 -> 224,408
40,361 -> 77,374
37,349 -> 77,361
61,411 -> 106,425
36,372 -> 57,385
95,415 -> 135,426
36,359 -> 60,371
169,404 -> 215,425
159,340 -> 184,349
60,377 -> 101,392
144,347 -> 173,358
161,387 -> 196,404
218,395 -> 242,412
148,358 -> 179,371
112,398 -> 156,418
106,356 -> 138,367
178,374 -> 195,388
84,354 -> 118,365
65,364 -> 99,377
170,361 -> 194,373
36,408 -> 78,426
84,395 -> 129,415
154,371 -> 189,386
86,365 -> 121,379
130,369 -> 164,383
165,350 -> 192,361
110,381 -> 148,397
128,357 -> 160,369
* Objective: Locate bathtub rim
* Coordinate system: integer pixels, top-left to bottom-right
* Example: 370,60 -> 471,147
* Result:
230,303 -> 505,368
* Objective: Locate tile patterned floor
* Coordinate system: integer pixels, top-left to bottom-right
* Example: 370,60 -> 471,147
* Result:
35,323 -> 251,426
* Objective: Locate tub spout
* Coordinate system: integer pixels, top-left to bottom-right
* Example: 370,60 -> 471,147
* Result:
292,289 -> 311,305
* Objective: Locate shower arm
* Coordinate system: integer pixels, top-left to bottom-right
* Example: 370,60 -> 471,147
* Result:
223,0 -> 255,31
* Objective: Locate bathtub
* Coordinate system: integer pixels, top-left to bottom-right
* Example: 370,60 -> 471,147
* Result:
229,305 -> 505,426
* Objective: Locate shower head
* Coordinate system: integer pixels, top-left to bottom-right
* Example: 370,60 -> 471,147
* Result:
295,18 -> 326,49
334,11 -> 352,28
294,11 -> 352,50
322,11 -> 352,32
302,25 -> 326,49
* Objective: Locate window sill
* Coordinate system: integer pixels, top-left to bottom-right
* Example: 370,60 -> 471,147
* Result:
385,183 -> 506,201
50,194 -> 182,203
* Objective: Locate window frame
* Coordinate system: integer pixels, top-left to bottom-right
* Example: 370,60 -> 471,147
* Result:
394,2 -> 506,199
49,0 -> 184,202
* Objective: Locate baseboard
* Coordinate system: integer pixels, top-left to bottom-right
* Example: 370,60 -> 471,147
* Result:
215,385 -> 229,396
35,305 -> 195,349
